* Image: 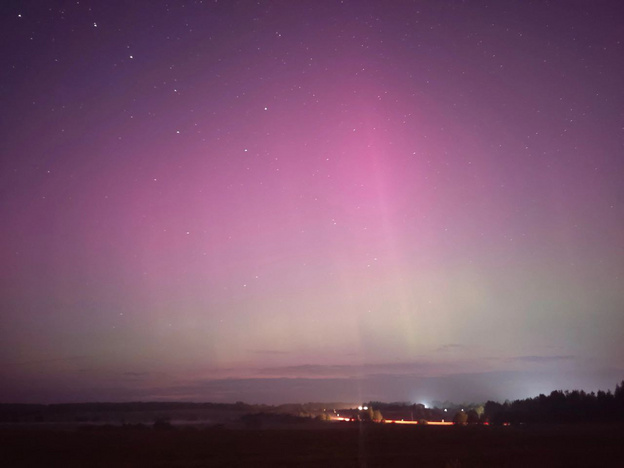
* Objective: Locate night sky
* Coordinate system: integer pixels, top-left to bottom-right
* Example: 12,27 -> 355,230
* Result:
1,0 -> 623,405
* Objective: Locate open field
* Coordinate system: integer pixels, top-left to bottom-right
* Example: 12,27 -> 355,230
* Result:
1,422 -> 623,467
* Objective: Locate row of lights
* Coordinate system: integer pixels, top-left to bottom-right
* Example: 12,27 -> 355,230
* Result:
356,405 -> 458,413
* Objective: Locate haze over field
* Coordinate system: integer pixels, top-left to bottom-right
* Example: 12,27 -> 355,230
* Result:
1,0 -> 623,404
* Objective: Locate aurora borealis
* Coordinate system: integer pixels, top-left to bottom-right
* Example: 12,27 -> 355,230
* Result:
1,0 -> 623,404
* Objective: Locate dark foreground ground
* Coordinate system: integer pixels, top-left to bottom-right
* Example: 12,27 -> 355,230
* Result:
2,422 -> 623,467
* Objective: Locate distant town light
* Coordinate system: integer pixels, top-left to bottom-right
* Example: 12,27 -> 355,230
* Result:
358,406 -> 363,411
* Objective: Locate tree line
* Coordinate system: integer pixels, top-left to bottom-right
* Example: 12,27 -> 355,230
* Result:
484,380 -> 624,424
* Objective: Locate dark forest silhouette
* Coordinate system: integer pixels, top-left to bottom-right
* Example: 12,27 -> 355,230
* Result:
483,380 -> 624,424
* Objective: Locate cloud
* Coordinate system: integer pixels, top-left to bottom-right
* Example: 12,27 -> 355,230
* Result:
4,363 -> 622,405
435,344 -> 467,353
254,360 -> 471,379
124,370 -> 607,405
509,355 -> 576,363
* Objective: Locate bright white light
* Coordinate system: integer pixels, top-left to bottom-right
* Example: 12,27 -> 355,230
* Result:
358,406 -> 362,411
363,406 -> 368,410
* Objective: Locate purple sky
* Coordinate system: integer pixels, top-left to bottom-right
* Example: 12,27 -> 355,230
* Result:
1,0 -> 623,405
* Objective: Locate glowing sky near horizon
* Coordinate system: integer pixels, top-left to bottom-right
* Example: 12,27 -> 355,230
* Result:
1,0 -> 623,404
